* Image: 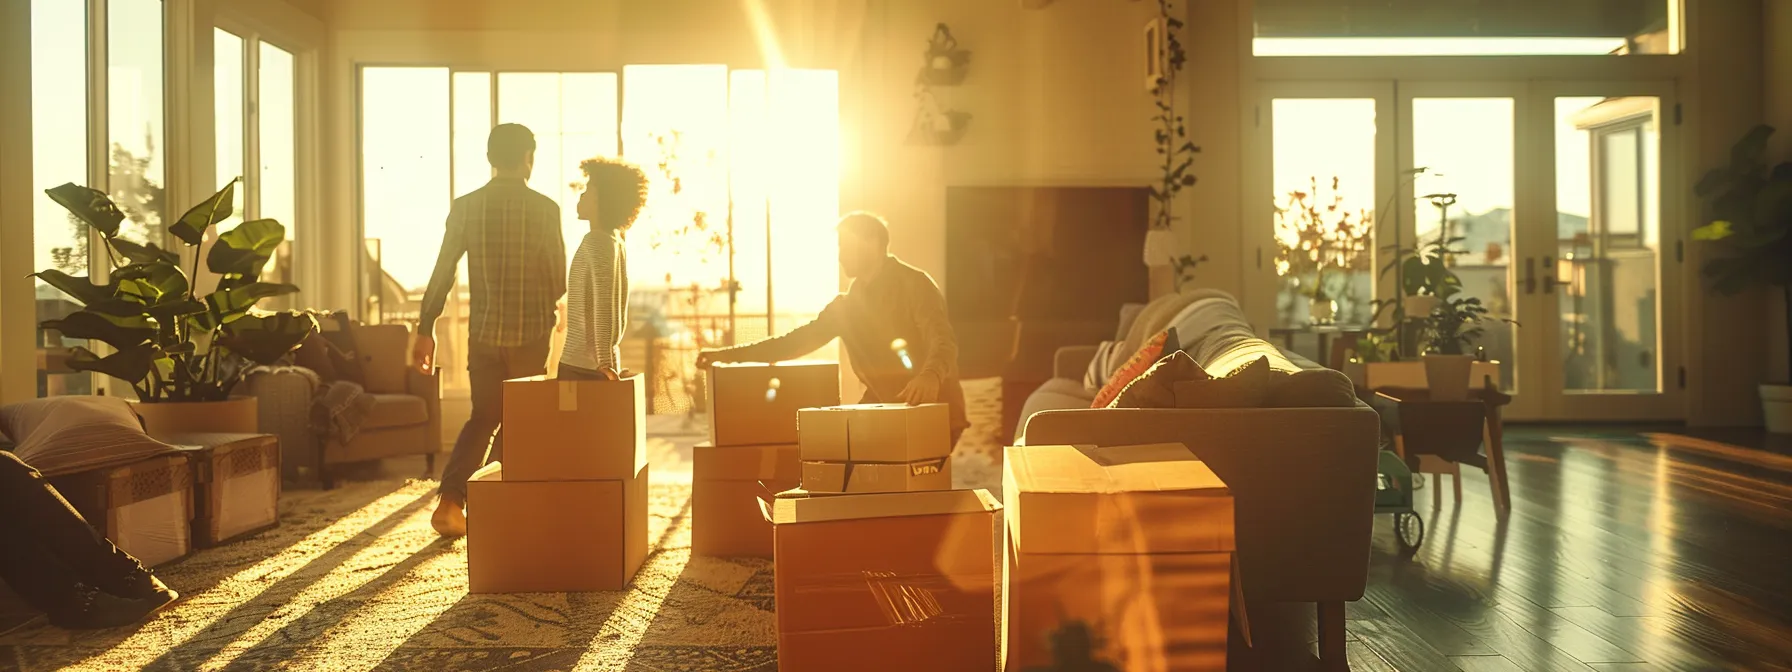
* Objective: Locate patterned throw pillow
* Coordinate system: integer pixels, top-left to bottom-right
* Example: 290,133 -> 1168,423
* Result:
0,397 -> 179,476
1090,328 -> 1179,409
1110,350 -> 1207,409
1170,356 -> 1279,409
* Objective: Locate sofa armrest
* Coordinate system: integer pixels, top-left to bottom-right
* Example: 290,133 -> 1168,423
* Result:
1021,405 -> 1381,604
407,369 -> 443,455
239,367 -> 320,481
1053,345 -> 1099,380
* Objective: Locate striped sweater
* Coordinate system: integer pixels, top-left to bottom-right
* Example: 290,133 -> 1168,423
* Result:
559,229 -> 628,373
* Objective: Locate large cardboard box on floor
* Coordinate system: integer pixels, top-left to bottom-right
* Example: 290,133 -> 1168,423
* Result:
708,362 -> 840,447
167,432 -> 282,548
796,403 -> 952,494
465,462 -> 649,593
1001,443 -> 1243,672
768,488 -> 1001,672
501,375 -> 647,482
691,442 -> 800,557
49,454 -> 194,567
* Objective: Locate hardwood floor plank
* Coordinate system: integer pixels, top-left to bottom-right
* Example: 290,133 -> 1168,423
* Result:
1548,606 -> 1722,672
1347,616 -> 1463,672
1448,655 -> 1525,672
1361,582 -> 1497,657
1346,641 -> 1402,672
1488,599 -> 1642,664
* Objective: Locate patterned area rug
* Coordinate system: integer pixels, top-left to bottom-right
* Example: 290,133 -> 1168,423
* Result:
0,378 -> 1009,672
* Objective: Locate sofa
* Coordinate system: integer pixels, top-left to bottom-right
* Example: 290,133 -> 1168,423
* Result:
1013,289 -> 1381,668
241,323 -> 442,488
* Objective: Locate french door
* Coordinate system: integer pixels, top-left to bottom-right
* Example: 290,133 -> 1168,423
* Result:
1248,80 -> 1683,421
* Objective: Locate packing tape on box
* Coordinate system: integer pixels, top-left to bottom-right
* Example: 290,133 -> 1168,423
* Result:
112,490 -> 190,567
215,466 -> 279,542
786,569 -> 992,629
559,381 -> 579,412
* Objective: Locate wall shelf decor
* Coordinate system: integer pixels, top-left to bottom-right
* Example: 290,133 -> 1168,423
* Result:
909,23 -> 971,145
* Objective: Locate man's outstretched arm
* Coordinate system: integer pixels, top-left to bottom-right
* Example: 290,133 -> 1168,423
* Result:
698,296 -> 844,367
412,205 -> 467,371
898,272 -> 958,404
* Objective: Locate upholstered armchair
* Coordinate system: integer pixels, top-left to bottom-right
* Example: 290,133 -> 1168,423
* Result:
241,323 -> 442,488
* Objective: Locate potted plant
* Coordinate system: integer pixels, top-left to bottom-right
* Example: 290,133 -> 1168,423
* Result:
33,179 -> 318,437
1344,331 -> 1397,388
1693,124 -> 1792,433
1419,295 -> 1516,400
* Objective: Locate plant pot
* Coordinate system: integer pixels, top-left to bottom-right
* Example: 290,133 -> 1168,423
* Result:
1403,295 -> 1440,318
130,396 -> 259,442
1762,384 -> 1792,434
1422,354 -> 1476,401
1309,299 -> 1336,324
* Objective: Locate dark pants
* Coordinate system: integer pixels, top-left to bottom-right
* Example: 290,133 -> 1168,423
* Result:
0,451 -> 143,615
439,335 -> 551,499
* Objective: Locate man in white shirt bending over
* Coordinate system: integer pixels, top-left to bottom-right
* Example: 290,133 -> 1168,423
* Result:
559,157 -> 648,380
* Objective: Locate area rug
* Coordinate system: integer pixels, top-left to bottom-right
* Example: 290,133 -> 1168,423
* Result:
0,378 -> 1011,672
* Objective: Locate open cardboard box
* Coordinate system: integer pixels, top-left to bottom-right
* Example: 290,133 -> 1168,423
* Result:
765,488 -> 1002,672
501,374 -> 646,482
466,461 -> 649,593
1001,443 -> 1249,672
707,361 -> 841,447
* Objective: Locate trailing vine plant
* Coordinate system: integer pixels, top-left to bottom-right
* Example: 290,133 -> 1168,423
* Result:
1150,0 -> 1198,248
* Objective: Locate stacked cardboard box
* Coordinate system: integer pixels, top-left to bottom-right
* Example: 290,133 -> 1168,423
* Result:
1001,443 -> 1245,672
795,403 -> 952,493
767,488 -> 1002,671
693,362 -> 839,557
466,375 -> 649,593
50,454 -> 194,567
166,432 -> 282,548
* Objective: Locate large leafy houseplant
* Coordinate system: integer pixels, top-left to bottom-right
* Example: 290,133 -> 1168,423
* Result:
1693,125 -> 1792,384
34,179 -> 318,402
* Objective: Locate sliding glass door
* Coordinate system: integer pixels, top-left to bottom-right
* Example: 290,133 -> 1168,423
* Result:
1250,80 -> 1681,420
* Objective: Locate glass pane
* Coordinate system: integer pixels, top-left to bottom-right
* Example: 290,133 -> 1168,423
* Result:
361,67 -> 450,329
31,0 -> 93,396
451,72 -> 491,197
214,29 -> 245,233
108,0 -> 165,245
1555,96 -> 1661,394
767,69 -> 841,339
1270,98 -> 1377,329
1411,98 -> 1517,392
1254,0 -> 1674,55
259,41 -> 297,295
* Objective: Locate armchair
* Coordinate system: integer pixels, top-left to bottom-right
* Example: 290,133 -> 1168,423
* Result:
242,323 -> 442,488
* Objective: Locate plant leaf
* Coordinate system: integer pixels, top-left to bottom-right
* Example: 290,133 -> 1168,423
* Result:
44,183 -> 126,238
170,180 -> 239,246
110,239 -> 182,265
205,282 -> 299,318
29,270 -> 118,306
66,343 -> 162,386
146,298 -> 208,324
112,262 -> 190,301
41,311 -> 157,349
84,298 -> 151,318
216,311 -> 318,366
206,218 -> 286,279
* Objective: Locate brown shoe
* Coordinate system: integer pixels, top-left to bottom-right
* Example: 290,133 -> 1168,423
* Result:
432,494 -> 467,537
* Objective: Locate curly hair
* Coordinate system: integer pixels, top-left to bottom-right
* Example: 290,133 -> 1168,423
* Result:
578,157 -> 650,231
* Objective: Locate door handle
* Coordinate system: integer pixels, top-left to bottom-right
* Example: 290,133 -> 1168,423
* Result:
1522,258 -> 1536,295
1542,256 -> 1557,294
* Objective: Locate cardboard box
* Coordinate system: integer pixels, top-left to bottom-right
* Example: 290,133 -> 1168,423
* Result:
692,442 -> 800,557
1001,443 -> 1241,672
50,454 -> 194,567
167,432 -> 282,548
708,362 -> 840,447
466,462 -> 649,593
797,403 -> 952,463
799,457 -> 951,493
501,375 -> 647,482
769,488 -> 1002,672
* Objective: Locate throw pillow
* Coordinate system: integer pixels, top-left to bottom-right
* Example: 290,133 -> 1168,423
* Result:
1264,368 -> 1360,408
0,397 -> 179,477
293,332 -> 342,382
1090,328 -> 1179,409
319,311 -> 367,387
1083,341 -> 1121,393
1110,350 -> 1206,409
1170,356 -> 1279,409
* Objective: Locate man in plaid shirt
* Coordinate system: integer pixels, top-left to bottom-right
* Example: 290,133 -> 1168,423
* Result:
412,123 -> 567,537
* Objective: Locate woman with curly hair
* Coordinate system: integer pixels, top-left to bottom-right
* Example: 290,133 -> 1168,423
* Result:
559,157 -> 650,381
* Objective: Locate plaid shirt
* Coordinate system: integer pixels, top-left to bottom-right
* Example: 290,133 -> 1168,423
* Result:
418,178 -> 567,346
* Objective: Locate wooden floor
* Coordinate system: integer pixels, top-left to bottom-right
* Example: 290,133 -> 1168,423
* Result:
1251,426 -> 1792,672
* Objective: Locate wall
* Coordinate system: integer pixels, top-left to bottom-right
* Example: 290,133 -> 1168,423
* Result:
1766,0 -> 1791,385
0,0 -> 35,405
313,0 -> 1230,316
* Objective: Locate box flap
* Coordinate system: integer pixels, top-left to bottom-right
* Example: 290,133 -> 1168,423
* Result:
693,443 -> 800,481
1006,444 -> 1234,554
772,488 -> 1000,524
469,461 -> 502,482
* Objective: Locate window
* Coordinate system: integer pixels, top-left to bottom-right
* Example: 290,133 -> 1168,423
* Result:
108,0 -> 166,245
31,0 -> 94,396
1253,0 -> 1679,56
215,28 -> 300,302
